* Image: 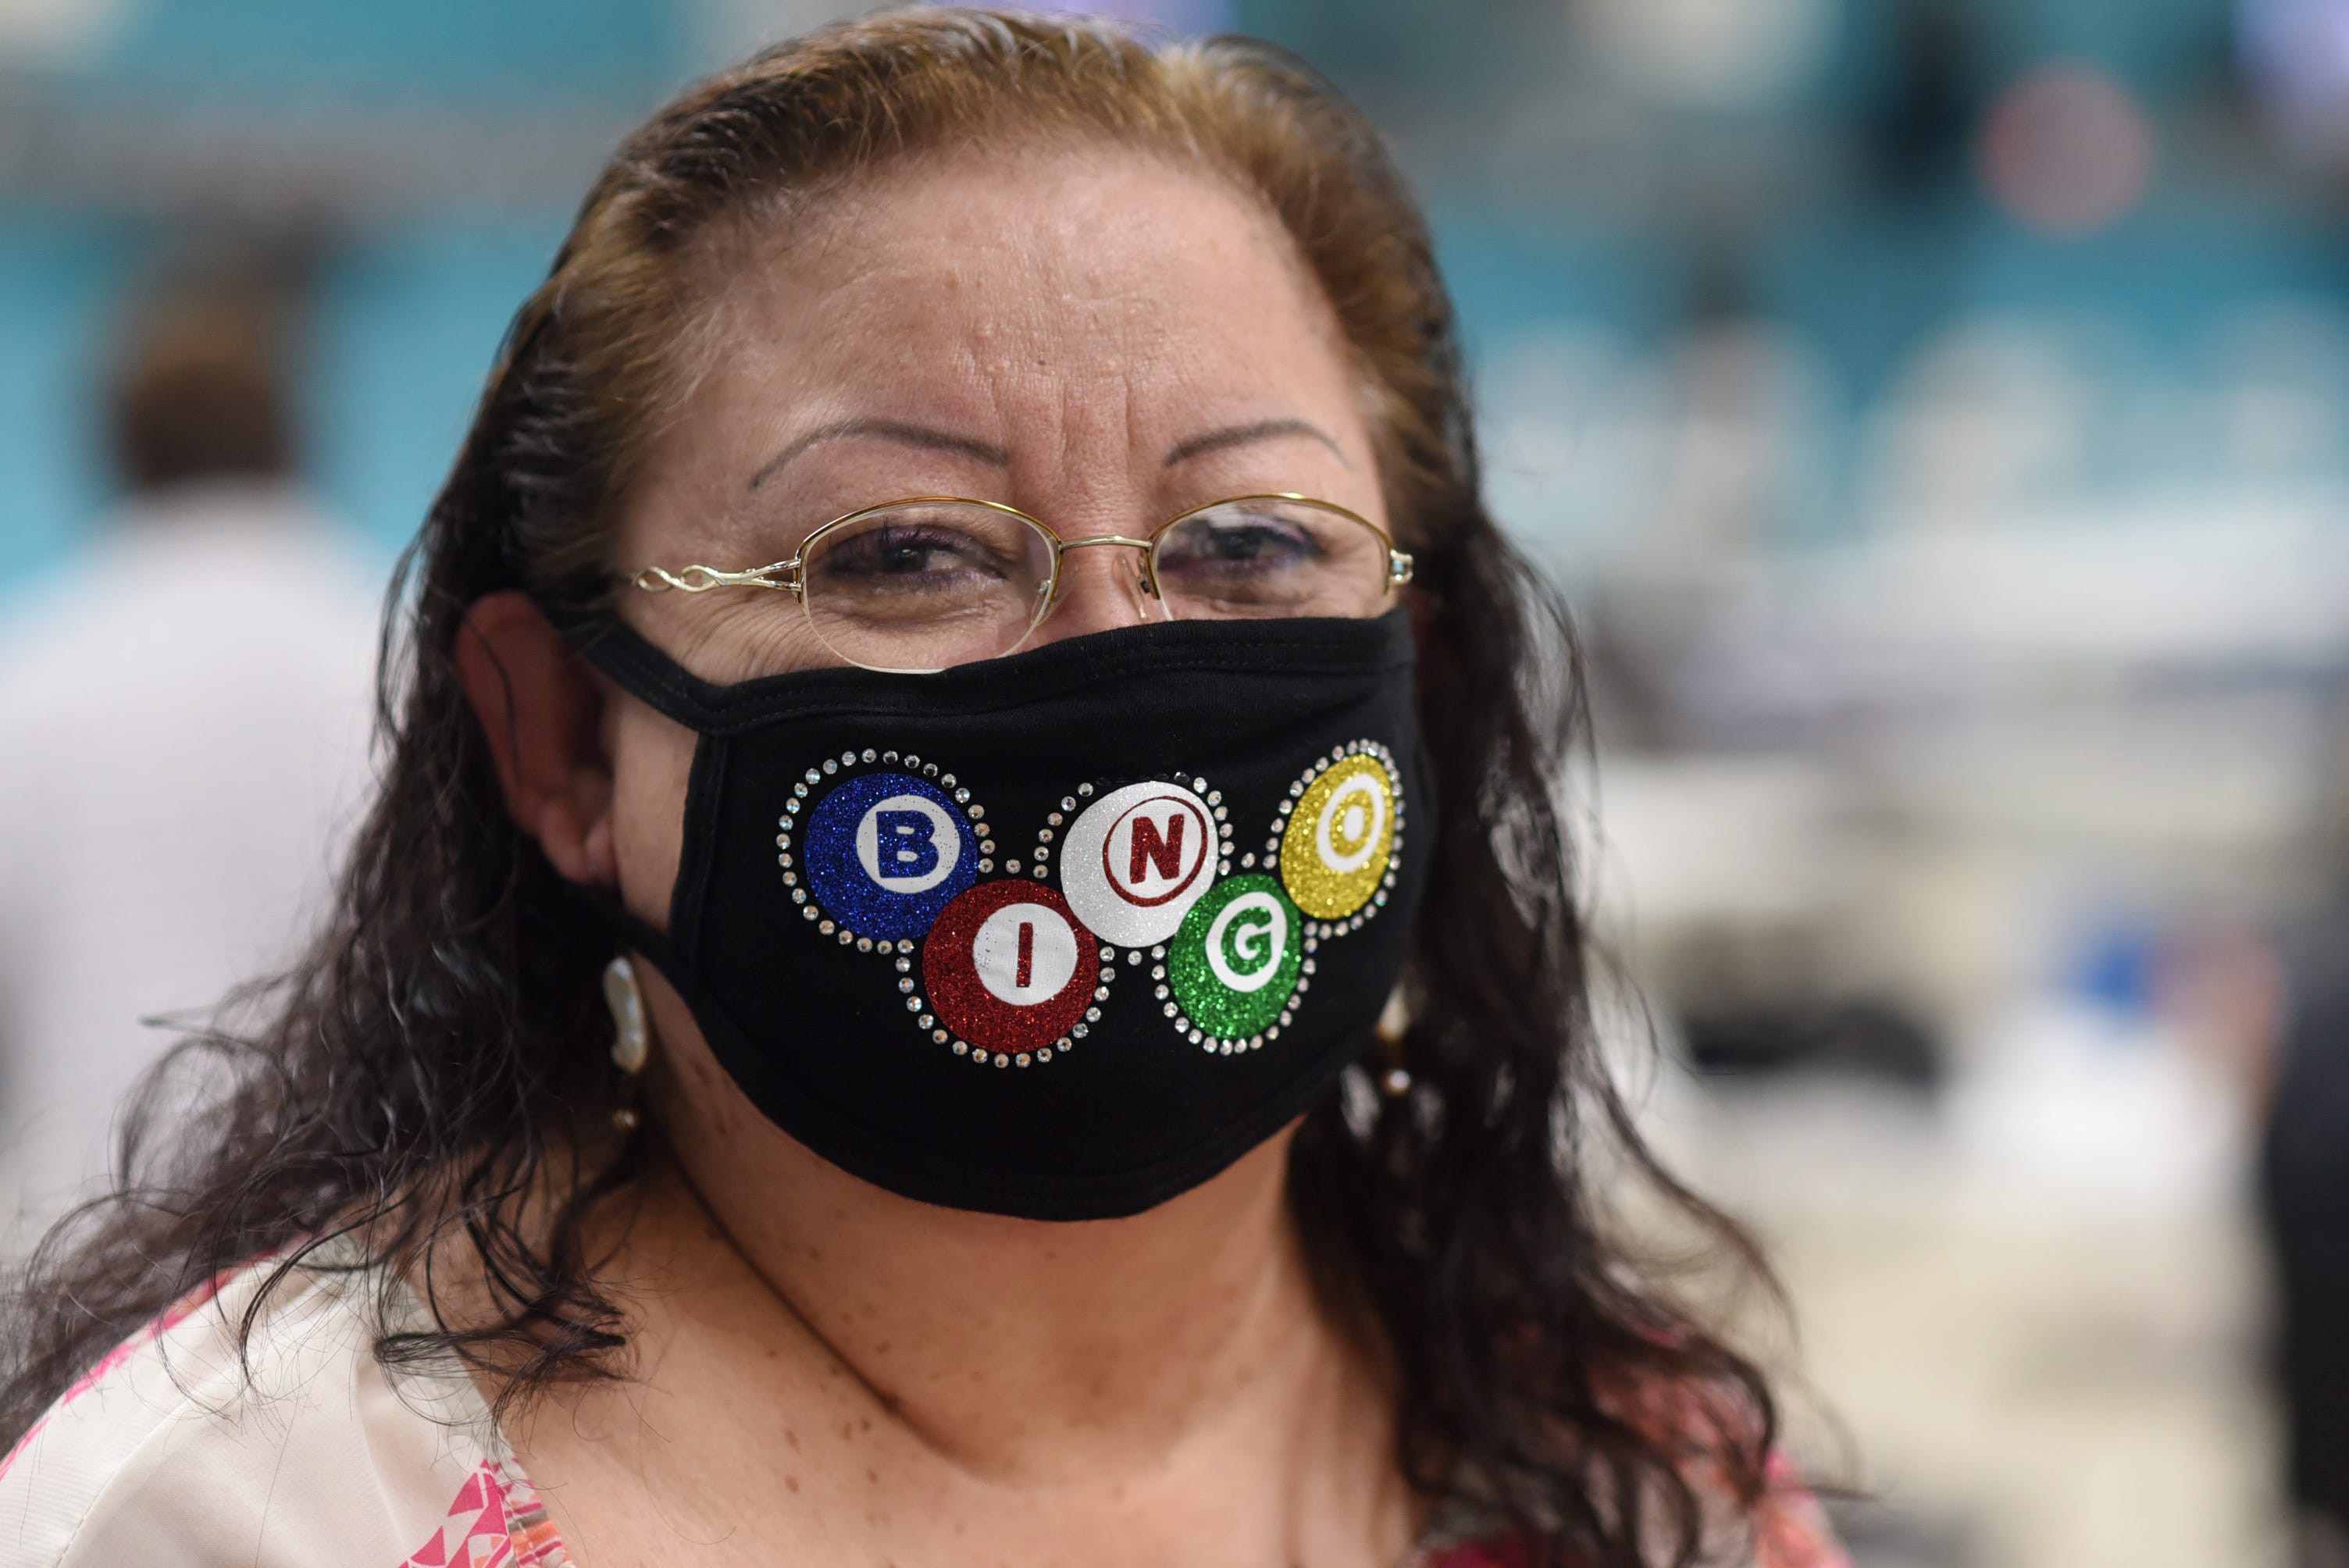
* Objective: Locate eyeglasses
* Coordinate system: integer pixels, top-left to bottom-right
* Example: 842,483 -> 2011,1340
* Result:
630,492 -> 1414,673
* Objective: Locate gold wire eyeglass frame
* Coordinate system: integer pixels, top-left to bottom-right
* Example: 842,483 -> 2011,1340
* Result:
630,491 -> 1416,665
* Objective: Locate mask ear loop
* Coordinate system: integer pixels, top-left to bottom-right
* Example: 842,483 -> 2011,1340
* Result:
604,955 -> 652,1133
1375,984 -> 1412,1098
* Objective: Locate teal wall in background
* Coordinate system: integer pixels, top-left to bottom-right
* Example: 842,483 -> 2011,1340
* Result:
85,0 -> 687,102
0,219 -> 143,585
311,222 -> 568,559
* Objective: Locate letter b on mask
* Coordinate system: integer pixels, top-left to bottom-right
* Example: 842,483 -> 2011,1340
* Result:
854,794 -> 959,895
873,810 -> 940,881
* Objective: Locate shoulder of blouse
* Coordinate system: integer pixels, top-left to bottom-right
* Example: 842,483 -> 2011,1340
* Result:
0,1255 -> 563,1568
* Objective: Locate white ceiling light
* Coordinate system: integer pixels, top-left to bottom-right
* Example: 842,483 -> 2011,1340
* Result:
0,0 -> 131,68
1577,0 -> 1838,112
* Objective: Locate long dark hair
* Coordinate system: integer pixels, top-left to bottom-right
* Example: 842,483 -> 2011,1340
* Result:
1,13 -> 1779,1563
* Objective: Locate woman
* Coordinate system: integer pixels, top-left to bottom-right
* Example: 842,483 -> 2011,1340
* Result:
0,13 -> 1843,1566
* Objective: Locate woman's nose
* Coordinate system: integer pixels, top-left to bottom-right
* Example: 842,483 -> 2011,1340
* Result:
1029,540 -> 1165,645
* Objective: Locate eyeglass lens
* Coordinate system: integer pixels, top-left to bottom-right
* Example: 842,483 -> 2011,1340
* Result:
1152,497 -> 1388,622
801,501 -> 1059,672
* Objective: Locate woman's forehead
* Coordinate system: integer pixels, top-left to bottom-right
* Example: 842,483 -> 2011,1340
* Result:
617,143 -> 1381,564
697,144 -> 1362,426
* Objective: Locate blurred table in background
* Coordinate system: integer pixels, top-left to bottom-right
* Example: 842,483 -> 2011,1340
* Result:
1640,1061 -> 2283,1568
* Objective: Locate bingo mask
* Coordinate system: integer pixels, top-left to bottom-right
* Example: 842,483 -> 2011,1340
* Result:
576,611 -> 1431,1221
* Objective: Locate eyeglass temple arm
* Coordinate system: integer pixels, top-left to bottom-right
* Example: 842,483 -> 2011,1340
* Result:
632,560 -> 803,597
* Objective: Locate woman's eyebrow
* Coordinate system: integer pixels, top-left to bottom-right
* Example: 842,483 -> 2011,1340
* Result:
1162,418 -> 1350,469
749,419 -> 1012,490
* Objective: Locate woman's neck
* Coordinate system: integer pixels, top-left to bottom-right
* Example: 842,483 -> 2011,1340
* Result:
494,1016 -> 1413,1565
633,1126 -> 1354,1486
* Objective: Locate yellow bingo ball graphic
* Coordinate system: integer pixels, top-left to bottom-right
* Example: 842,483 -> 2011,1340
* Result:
1278,753 -> 1395,919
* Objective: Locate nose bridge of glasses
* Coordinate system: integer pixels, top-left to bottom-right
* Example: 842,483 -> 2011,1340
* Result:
1048,532 -> 1164,601
1053,533 -> 1157,551
1053,532 -> 1159,583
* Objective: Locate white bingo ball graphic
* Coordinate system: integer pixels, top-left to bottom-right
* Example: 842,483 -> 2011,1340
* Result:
1059,778 -> 1217,947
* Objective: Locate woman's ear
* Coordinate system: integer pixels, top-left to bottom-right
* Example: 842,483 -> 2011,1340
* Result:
455,591 -> 618,887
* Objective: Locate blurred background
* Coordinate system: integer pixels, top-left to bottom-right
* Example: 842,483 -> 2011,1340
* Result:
0,0 -> 2337,1562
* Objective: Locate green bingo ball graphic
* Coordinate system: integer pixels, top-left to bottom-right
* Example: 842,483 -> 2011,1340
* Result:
1166,875 -> 1304,1042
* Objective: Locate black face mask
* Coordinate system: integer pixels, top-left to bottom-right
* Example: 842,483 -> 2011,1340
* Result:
573,610 -> 1431,1221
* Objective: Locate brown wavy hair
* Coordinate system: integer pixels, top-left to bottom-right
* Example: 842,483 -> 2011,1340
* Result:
0,12 -> 1780,1563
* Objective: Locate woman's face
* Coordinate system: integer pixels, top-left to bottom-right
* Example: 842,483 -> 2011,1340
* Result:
605,142 -> 1387,931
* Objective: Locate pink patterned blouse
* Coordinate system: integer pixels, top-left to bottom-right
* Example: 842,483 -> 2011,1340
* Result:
0,1259 -> 1845,1567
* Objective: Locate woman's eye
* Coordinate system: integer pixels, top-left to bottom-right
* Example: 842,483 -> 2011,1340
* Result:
1160,514 -> 1321,573
816,525 -> 1007,584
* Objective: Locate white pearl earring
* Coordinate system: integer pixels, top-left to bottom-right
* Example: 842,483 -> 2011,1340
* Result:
604,955 -> 650,1131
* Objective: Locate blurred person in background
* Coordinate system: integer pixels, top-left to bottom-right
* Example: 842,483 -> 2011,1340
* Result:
0,14 -> 1841,1568
0,248 -> 376,1234
2262,903 -> 2349,1568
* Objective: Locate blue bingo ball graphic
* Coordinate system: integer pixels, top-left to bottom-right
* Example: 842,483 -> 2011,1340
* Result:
800,771 -> 978,940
